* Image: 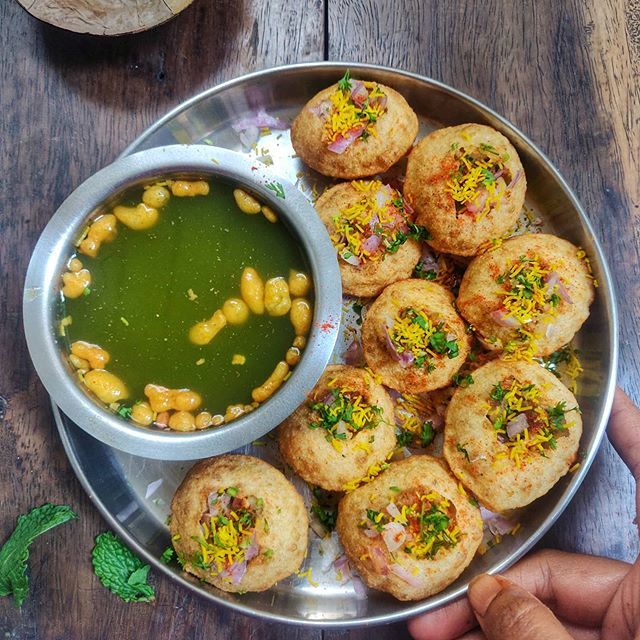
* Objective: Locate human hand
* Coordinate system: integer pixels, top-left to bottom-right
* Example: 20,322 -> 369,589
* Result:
408,387 -> 640,640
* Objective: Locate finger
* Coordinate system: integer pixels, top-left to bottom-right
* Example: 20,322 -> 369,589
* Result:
469,574 -> 573,639
607,387 -> 640,481
602,559 -> 640,640
407,549 -> 629,640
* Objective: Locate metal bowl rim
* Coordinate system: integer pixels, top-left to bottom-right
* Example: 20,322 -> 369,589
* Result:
24,144 -> 342,460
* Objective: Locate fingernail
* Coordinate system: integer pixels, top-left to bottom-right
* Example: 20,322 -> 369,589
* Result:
468,574 -> 504,616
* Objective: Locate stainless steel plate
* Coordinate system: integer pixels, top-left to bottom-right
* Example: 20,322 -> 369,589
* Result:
53,62 -> 618,627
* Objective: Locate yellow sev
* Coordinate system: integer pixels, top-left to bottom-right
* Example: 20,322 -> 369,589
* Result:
310,380 -> 382,453
363,489 -> 461,560
486,379 -> 574,468
497,255 -> 565,362
331,180 -> 409,263
389,308 -> 458,368
323,80 -> 387,143
445,145 -> 509,219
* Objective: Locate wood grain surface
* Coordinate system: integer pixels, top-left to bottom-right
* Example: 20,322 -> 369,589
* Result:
1,0 -> 638,638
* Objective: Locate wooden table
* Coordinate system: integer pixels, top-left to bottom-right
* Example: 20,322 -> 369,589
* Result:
1,0 -> 638,637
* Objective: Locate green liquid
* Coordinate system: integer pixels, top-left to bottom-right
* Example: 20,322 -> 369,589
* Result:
62,180 -> 309,415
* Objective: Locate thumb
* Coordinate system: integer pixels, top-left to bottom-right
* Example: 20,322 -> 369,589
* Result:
468,574 -> 574,640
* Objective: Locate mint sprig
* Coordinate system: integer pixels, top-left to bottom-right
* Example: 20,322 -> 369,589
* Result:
92,532 -> 155,603
0,503 -> 77,607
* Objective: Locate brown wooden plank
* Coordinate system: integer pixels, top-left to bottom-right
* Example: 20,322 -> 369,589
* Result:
327,0 -> 640,575
0,0 -> 324,637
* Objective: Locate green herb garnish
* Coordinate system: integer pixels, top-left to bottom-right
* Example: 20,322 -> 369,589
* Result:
0,504 -> 77,607
265,182 -> 285,199
92,532 -> 155,603
456,442 -> 471,462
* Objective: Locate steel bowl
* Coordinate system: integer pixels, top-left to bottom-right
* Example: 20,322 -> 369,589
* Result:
23,144 -> 342,459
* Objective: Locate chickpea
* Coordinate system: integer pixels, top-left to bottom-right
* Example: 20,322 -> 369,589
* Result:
170,180 -> 209,197
144,383 -> 172,413
224,404 -> 246,422
290,298 -> 312,336
173,389 -> 202,412
84,369 -> 128,404
168,411 -> 196,432
188,310 -> 227,345
293,335 -> 307,349
78,214 -> 117,258
288,270 -> 311,297
131,401 -> 154,427
264,277 -> 291,316
62,269 -> 91,299
71,341 -> 109,369
142,185 -> 170,208
195,411 -> 213,430
285,346 -> 301,366
211,414 -> 225,427
233,188 -> 261,214
155,411 -> 170,427
113,203 -> 159,231
251,361 -> 289,403
261,205 -> 278,223
240,267 -> 265,314
69,354 -> 90,371
222,298 -> 250,325
68,257 -> 83,273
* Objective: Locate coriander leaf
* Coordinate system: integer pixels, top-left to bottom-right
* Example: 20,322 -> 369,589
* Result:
0,503 -> 77,607
456,442 -> 471,462
420,420 -> 435,447
396,428 -> 414,447
160,546 -> 175,564
265,181 -> 285,199
92,532 -> 155,603
338,69 -> 351,92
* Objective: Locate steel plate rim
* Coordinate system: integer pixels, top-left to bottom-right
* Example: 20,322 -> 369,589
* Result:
56,61 -> 618,627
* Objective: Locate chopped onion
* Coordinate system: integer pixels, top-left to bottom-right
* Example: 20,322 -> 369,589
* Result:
375,186 -> 390,210
385,502 -> 401,518
494,168 -> 505,179
370,546 -> 389,575
545,271 -> 560,294
369,211 -> 380,231
340,251 -> 360,266
419,245 -> 439,273
362,234 -> 381,254
390,563 -> 423,587
245,534 -> 260,562
480,507 -> 516,536
507,170 -> 522,190
343,339 -> 364,365
232,109 -> 287,133
328,126 -> 365,154
545,322 -> 556,338
506,413 -> 529,439
352,576 -> 368,599
350,80 -> 369,106
466,190 -> 488,215
363,527 -> 379,538
490,309 -> 520,328
144,478 -> 163,499
319,534 -> 341,572
237,126 -> 259,149
223,560 -> 247,585
382,522 -> 406,552
557,282 -> 573,304
369,94 -> 387,110
309,99 -> 332,118
335,420 -> 348,438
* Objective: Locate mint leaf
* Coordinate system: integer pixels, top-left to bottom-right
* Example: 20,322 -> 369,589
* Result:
92,532 -> 155,603
0,503 -> 77,607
